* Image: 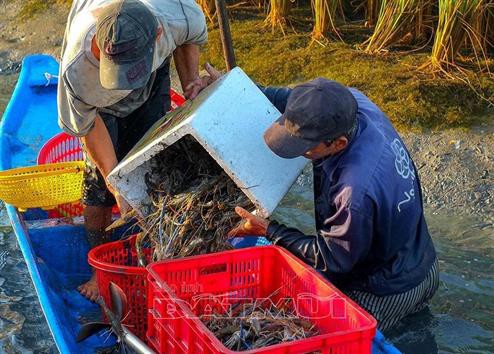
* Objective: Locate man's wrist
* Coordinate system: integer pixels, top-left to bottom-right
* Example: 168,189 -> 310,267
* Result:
266,220 -> 281,241
184,75 -> 201,85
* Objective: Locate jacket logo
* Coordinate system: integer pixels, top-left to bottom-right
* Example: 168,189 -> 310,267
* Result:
391,138 -> 416,212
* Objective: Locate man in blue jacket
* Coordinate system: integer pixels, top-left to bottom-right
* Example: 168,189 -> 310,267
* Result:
230,78 -> 439,331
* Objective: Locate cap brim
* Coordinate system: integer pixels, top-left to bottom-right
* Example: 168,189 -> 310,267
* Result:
263,116 -> 320,159
100,51 -> 153,90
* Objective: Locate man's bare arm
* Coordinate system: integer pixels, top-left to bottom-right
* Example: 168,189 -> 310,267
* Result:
81,115 -> 130,212
81,115 -> 118,178
173,44 -> 206,99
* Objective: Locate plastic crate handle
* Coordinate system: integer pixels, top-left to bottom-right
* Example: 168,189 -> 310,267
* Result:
199,263 -> 228,276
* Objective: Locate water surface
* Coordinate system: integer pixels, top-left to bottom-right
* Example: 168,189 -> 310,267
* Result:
273,172 -> 494,354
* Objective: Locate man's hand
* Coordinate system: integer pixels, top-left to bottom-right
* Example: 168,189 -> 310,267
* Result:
183,76 -> 209,100
105,181 -> 131,215
114,192 -> 131,215
183,63 -> 223,99
204,62 -> 223,82
228,206 -> 269,237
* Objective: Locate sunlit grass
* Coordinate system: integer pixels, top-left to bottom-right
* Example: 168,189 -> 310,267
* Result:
202,10 -> 494,129
264,0 -> 292,33
363,0 -> 434,53
19,0 -> 72,20
311,0 -> 344,40
197,0 -> 216,23
429,0 -> 485,71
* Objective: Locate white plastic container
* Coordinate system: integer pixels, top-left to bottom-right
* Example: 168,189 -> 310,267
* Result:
107,67 -> 307,217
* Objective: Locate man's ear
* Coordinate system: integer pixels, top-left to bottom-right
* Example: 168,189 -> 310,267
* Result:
156,26 -> 163,40
332,136 -> 348,153
91,36 -> 100,60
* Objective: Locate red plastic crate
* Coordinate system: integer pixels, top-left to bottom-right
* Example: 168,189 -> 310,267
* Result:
37,132 -> 83,164
146,246 -> 377,354
37,132 -> 87,217
170,89 -> 186,109
37,89 -> 186,218
88,235 -> 153,341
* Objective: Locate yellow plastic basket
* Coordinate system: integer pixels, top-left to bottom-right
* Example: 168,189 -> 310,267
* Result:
0,161 -> 85,210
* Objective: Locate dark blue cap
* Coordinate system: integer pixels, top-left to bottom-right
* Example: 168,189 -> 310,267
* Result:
264,78 -> 358,158
96,0 -> 158,90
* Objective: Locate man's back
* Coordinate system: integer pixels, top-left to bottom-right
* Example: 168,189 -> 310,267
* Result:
314,89 -> 436,295
58,0 -> 207,136
259,82 -> 438,329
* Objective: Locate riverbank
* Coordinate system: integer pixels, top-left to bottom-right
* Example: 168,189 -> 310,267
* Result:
402,125 -> 493,222
2,1 -> 494,128
204,6 -> 494,130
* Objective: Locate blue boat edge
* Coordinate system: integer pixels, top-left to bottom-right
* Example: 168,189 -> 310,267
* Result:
0,54 -> 401,354
0,55 -> 71,354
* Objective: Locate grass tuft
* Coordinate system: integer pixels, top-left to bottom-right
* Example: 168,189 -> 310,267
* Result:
19,0 -> 72,20
363,0 -> 434,54
311,0 -> 344,41
264,0 -> 292,33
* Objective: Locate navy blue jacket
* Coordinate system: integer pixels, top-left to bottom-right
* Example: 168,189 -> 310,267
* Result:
261,86 -> 437,296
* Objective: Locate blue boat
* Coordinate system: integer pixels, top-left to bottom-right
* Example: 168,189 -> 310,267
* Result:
0,54 -> 401,354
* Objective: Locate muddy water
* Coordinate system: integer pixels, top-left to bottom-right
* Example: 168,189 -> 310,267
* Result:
274,175 -> 494,354
0,69 -> 493,353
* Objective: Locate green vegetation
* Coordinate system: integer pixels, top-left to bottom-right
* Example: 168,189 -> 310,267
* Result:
265,0 -> 292,32
19,0 -> 72,20
365,0 -> 382,26
429,0 -> 487,72
15,0 -> 494,130
202,7 -> 493,130
311,0 -> 344,40
363,0 -> 434,53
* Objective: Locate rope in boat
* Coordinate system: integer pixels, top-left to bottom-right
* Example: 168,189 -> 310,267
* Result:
44,72 -> 59,86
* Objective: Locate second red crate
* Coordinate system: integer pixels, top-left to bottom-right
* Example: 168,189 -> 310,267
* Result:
146,245 -> 376,354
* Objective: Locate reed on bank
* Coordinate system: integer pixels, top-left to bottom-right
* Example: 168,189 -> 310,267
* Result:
363,0 -> 434,53
311,0 -> 345,40
265,0 -> 293,33
428,0 -> 489,73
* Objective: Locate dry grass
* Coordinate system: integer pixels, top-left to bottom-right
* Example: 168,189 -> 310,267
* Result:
419,0 -> 493,105
311,0 -> 344,41
264,0 -> 292,33
363,0 -> 434,54
202,7 -> 494,129
429,0 -> 485,71
198,0 -> 216,23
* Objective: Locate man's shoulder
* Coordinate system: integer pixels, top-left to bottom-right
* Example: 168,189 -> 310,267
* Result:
145,0 -> 207,46
144,0 -> 203,19
62,3 -> 97,72
61,52 -> 129,108
349,88 -> 388,121
327,119 -> 390,209
340,125 -> 416,212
